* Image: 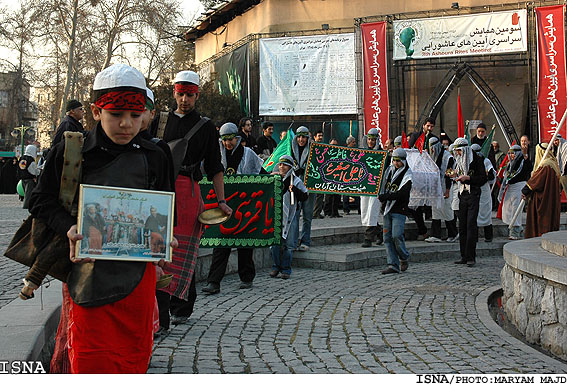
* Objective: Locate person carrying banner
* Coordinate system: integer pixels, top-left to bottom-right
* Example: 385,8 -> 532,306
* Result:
150,70 -> 232,327
291,126 -> 314,250
30,63 -> 175,373
498,144 -> 532,240
425,137 -> 458,243
202,123 -> 265,295
522,143 -> 561,238
471,143 -> 495,242
270,155 -> 308,279
360,128 -> 384,247
378,148 -> 412,274
450,137 -> 487,267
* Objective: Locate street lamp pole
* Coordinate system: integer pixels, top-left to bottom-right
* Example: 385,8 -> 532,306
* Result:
11,125 -> 34,157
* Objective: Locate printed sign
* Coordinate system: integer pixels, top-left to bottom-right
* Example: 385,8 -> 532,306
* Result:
536,5 -> 567,142
304,143 -> 388,196
361,21 -> 390,143
199,174 -> 283,248
259,33 -> 356,116
393,10 -> 527,60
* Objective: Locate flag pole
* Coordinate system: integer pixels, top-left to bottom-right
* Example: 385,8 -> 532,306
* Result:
508,108 -> 567,229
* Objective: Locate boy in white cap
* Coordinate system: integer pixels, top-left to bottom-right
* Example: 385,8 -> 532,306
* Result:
150,70 -> 231,327
29,63 -> 175,373
270,155 -> 309,278
378,148 -> 412,274
202,122 -> 265,294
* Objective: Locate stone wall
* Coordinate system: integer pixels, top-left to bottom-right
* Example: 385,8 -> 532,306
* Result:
500,263 -> 567,361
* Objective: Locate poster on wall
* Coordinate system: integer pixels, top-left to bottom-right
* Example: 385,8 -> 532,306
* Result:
303,143 -> 388,196
214,43 -> 250,116
393,10 -> 528,60
259,34 -> 357,116
361,21 -> 389,144
536,5 -> 567,143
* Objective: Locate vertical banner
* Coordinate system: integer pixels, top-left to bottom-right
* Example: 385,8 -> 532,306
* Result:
214,43 -> 250,116
361,21 -> 389,145
536,5 -> 567,142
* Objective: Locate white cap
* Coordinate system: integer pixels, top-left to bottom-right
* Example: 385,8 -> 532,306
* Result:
93,64 -> 146,91
219,122 -> 238,136
174,70 -> 200,86
146,88 -> 154,103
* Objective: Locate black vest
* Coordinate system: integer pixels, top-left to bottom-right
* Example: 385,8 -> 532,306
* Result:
17,155 -> 36,180
67,150 -> 150,307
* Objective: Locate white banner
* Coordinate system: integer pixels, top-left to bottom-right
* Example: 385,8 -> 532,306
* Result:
259,34 -> 356,116
393,10 -> 528,60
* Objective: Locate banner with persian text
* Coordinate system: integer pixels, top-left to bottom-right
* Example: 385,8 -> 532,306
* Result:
536,5 -> 567,142
199,175 -> 282,248
304,143 -> 388,196
259,34 -> 356,116
393,10 -> 527,60
361,21 -> 389,144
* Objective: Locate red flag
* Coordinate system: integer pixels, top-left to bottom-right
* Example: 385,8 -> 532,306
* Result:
415,132 -> 426,153
401,131 -> 409,148
457,94 -> 464,138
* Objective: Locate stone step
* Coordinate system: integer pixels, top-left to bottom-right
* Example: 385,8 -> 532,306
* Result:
503,237 -> 567,286
292,238 -> 508,271
540,231 -> 567,258
308,217 -> 567,246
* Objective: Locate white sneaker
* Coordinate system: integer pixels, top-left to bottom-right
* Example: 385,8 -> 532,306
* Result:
299,244 -> 310,251
425,236 -> 443,243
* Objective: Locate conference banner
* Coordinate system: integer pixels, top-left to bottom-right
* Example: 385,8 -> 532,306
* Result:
259,33 -> 357,116
199,175 -> 282,248
536,5 -> 567,143
393,10 -> 527,60
304,143 -> 388,196
361,21 -> 389,144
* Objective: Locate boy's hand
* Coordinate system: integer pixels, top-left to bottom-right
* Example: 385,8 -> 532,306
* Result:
153,237 -> 178,268
218,202 -> 232,217
67,224 -> 95,264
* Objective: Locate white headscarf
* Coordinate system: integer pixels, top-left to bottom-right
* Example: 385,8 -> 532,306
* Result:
453,137 -> 472,176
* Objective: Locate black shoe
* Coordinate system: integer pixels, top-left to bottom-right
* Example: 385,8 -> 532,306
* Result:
381,267 -> 400,275
171,315 -> 189,325
280,273 -> 291,280
269,270 -> 279,278
400,260 -> 409,272
485,238 -> 492,243
239,281 -> 253,289
361,240 -> 372,248
154,326 -> 169,341
201,282 -> 220,294
376,237 -> 384,245
467,261 -> 476,267
454,259 -> 467,265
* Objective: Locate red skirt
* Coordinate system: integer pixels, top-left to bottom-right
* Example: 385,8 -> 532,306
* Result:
68,263 -> 156,374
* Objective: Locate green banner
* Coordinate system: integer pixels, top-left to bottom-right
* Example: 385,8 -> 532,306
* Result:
199,174 -> 282,248
304,143 -> 388,196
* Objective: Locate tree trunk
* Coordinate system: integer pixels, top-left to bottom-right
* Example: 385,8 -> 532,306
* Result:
59,0 -> 79,121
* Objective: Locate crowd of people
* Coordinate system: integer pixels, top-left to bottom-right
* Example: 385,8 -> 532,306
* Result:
4,62 -> 564,374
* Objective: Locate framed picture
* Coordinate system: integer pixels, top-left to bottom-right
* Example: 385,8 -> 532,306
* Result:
75,184 -> 175,262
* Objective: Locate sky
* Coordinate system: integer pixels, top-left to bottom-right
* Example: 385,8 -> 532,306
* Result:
0,0 -> 205,74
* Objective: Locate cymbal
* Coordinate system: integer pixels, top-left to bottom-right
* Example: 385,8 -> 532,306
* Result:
198,207 -> 230,225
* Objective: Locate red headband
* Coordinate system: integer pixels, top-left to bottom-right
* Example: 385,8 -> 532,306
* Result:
175,83 -> 199,94
95,90 -> 146,112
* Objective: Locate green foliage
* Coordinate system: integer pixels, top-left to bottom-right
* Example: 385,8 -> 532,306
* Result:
196,80 -> 242,125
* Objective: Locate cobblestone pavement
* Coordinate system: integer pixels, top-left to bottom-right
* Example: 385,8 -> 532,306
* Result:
0,195 -> 30,309
151,256 -> 567,374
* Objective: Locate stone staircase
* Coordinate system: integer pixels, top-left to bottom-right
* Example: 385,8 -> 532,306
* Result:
501,231 -> 567,361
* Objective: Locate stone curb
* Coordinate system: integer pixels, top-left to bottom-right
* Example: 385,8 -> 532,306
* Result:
476,285 -> 567,372
0,279 -> 62,363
